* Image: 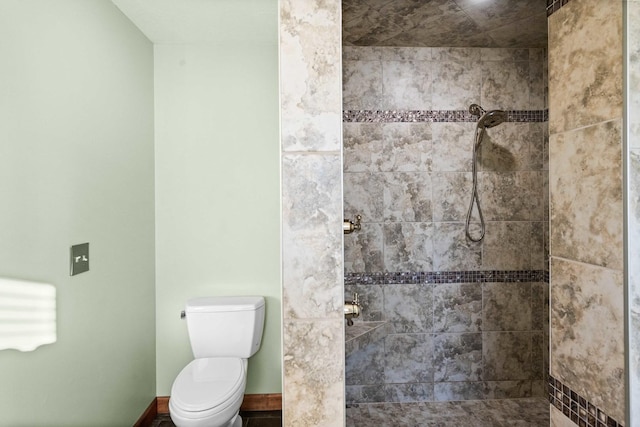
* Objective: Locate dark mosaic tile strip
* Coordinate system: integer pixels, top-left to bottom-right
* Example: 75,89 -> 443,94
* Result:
344,270 -> 547,285
548,375 -> 624,427
547,0 -> 572,17
343,109 -> 548,123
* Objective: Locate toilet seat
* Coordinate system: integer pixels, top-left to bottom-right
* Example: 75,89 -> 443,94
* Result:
170,357 -> 246,421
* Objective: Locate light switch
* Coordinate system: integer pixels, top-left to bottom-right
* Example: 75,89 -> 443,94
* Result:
70,243 -> 89,276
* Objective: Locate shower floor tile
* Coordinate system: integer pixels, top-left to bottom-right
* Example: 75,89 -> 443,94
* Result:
346,398 -> 549,426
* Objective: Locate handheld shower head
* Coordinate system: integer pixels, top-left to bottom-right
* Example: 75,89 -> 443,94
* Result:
478,109 -> 507,129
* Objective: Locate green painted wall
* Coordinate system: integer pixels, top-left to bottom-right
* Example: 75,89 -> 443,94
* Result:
0,1 -> 156,425
154,42 -> 281,395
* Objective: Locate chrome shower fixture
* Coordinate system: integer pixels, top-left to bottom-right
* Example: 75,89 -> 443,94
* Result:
465,103 -> 508,242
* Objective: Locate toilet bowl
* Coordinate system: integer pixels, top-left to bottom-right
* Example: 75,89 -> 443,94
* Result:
169,296 -> 265,427
170,358 -> 247,427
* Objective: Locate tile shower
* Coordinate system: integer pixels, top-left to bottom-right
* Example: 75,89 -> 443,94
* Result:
342,46 -> 550,404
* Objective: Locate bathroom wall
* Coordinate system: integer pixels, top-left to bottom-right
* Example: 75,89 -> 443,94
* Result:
154,41 -> 281,395
547,0 -> 625,425
279,0 -> 346,425
342,46 -> 548,403
628,2 -> 640,424
0,1 -> 156,425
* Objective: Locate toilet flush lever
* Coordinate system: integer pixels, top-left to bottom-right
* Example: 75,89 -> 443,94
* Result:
180,310 -> 186,319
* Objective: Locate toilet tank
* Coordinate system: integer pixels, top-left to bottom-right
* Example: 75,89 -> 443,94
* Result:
185,296 -> 265,359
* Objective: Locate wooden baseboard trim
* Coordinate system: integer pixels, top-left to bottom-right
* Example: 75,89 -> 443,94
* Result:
240,393 -> 282,411
133,397 -> 158,427
155,393 -> 281,415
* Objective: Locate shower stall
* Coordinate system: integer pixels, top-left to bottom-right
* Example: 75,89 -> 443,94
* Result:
342,45 -> 549,406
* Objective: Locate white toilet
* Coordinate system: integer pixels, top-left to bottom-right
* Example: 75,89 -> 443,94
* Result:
169,296 -> 266,427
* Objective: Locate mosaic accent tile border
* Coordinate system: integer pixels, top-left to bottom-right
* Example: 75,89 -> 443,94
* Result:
548,374 -> 624,427
344,270 -> 547,285
342,109 -> 548,123
547,0 -> 572,17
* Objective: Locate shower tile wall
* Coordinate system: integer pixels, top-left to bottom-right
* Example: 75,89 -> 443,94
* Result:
342,46 -> 548,404
548,0 -> 625,425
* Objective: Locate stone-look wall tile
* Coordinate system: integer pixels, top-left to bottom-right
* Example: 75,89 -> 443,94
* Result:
432,222 -> 482,271
282,154 -> 343,319
345,284 -> 384,321
343,46 -> 383,61
283,319 -> 344,426
550,404 -> 575,427
280,0 -> 342,152
381,47 -> 432,61
343,60 -> 383,110
433,283 -> 482,333
384,383 -> 434,403
345,385 -> 385,404
482,221 -> 533,270
432,172 -> 473,222
479,171 -> 542,221
432,47 -> 481,62
483,332 -> 533,381
384,284 -> 433,333
480,123 -> 542,172
343,172 -> 384,221
529,60 -> 545,110
630,2 -> 640,150
383,222 -> 433,272
531,332 -> 544,381
433,333 -> 483,382
343,122 -> 384,173
549,119 -> 623,270
481,61 -> 531,110
531,282 -> 546,331
480,48 -> 529,62
432,122 -> 475,172
482,282 -> 532,331
431,61 -> 481,110
345,340 -> 385,385
434,381 -> 532,401
548,0 -> 623,134
344,222 -> 384,273
385,333 -> 434,383
381,60 -> 432,110
381,123 -> 432,173
383,172 -> 432,222
530,222 -> 545,271
550,257 -> 624,422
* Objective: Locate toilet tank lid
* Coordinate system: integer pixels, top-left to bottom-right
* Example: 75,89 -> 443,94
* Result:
186,296 -> 265,313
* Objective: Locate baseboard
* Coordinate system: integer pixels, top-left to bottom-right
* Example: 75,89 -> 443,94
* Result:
155,393 -> 281,415
133,397 -> 158,427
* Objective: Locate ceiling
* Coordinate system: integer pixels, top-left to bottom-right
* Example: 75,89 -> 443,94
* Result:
110,0 -> 276,44
342,0 -> 548,48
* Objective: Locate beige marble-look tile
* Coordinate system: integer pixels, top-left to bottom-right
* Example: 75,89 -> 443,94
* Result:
383,172 -> 433,222
280,0 -> 341,150
480,122 -> 543,172
479,171 -> 542,221
432,222 -> 482,271
482,221 -> 533,270
432,172 -> 473,222
432,122 -> 476,172
481,60 -> 531,111
381,122 -> 432,173
548,0 -> 623,134
381,59 -> 432,110
479,48 -> 529,62
550,257 -> 624,422
432,60 -> 481,110
343,172 -> 384,222
343,59 -> 383,110
343,45 -> 383,61
282,154 -> 343,319
549,119 -> 623,270
432,47 -> 481,62
482,282 -> 532,331
283,319 -> 345,427
343,222 -> 384,274
628,1 -> 640,147
380,46 -> 432,61
383,222 -> 433,272
343,122 -> 384,173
